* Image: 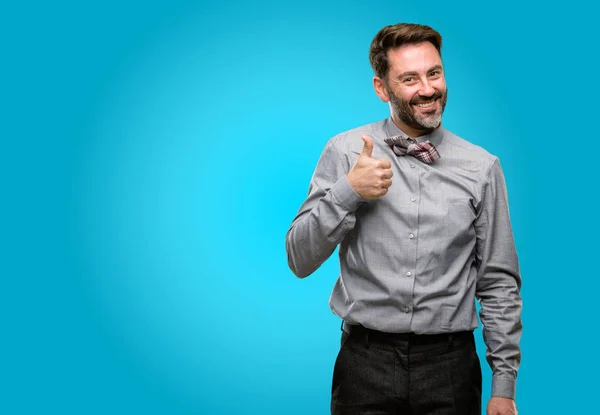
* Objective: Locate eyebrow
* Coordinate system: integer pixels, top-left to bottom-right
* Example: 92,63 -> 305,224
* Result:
397,65 -> 443,79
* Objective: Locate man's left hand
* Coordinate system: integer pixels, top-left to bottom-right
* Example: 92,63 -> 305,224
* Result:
487,397 -> 517,415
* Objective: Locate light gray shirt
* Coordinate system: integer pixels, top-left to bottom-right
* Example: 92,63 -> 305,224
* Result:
285,117 -> 522,399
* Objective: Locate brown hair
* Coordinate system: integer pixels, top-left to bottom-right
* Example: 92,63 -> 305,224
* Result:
369,23 -> 443,80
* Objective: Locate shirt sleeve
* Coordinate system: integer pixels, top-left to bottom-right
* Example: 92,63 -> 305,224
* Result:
474,158 -> 523,400
286,140 -> 364,278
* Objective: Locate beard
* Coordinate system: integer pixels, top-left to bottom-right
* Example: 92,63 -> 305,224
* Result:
387,84 -> 448,131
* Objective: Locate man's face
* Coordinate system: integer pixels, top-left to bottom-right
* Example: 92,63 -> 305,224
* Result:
381,42 -> 447,131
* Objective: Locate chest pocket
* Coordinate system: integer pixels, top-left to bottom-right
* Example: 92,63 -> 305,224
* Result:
436,181 -> 477,238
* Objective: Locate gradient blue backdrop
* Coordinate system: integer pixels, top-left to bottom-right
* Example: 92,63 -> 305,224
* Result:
3,0 -> 598,413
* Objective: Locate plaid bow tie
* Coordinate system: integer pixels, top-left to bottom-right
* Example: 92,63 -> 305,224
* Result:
383,135 -> 441,164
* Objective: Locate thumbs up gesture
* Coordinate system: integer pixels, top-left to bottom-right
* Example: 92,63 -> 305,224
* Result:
347,136 -> 393,199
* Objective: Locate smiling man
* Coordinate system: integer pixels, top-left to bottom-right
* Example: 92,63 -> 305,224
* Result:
286,23 -> 522,415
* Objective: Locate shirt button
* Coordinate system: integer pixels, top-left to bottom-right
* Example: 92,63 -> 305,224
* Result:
409,233 -> 415,239
406,271 -> 412,277
410,164 -> 415,168
404,307 -> 410,313
411,197 -> 416,202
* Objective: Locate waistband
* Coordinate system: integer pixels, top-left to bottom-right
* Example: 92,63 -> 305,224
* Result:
342,322 -> 474,346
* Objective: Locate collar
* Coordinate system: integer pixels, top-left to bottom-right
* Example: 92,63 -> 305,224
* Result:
382,117 -> 444,148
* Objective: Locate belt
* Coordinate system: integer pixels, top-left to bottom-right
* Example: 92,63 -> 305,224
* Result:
342,322 -> 474,346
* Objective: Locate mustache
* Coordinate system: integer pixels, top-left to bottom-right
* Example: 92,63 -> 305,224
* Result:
411,92 -> 443,105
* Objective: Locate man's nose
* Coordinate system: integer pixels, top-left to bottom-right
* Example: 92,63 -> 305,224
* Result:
418,79 -> 435,97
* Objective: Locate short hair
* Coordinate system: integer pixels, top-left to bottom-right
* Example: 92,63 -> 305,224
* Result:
369,23 -> 443,80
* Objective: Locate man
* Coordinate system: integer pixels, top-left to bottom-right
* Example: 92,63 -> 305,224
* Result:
286,23 -> 522,414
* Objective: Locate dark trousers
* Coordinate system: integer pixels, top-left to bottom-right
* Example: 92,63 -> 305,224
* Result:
331,324 -> 482,415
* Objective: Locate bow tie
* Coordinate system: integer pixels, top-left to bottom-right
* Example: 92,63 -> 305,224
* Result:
383,135 -> 441,164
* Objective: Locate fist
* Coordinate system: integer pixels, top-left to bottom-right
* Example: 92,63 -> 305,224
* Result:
487,397 -> 517,415
347,135 -> 393,199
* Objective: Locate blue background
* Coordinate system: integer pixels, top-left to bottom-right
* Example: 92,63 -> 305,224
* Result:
2,0 -> 598,413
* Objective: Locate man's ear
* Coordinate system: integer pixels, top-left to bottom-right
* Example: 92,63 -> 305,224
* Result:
373,76 -> 390,102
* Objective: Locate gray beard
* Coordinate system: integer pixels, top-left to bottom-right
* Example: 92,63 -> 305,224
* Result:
387,86 -> 447,131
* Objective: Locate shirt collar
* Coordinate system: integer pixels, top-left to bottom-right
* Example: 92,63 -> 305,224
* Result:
383,117 -> 444,148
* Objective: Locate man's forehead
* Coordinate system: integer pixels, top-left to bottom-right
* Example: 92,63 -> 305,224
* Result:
387,43 -> 442,74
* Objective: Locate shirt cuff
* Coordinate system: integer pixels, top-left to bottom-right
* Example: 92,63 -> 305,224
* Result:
330,176 -> 365,212
491,376 -> 516,400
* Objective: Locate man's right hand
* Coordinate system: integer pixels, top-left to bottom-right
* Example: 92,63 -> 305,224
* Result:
347,135 -> 393,199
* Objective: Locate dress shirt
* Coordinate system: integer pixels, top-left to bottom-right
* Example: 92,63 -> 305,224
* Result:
285,117 -> 522,399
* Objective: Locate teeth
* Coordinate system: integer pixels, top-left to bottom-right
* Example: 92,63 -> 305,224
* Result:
416,101 -> 435,107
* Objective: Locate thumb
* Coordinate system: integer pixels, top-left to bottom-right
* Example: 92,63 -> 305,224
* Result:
360,135 -> 374,157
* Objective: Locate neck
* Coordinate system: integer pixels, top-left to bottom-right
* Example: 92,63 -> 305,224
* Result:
391,114 -> 438,138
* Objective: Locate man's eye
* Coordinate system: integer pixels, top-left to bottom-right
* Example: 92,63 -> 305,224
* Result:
404,77 -> 414,82
429,71 -> 440,76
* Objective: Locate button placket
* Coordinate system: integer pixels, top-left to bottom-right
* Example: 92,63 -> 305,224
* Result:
408,160 -> 420,325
